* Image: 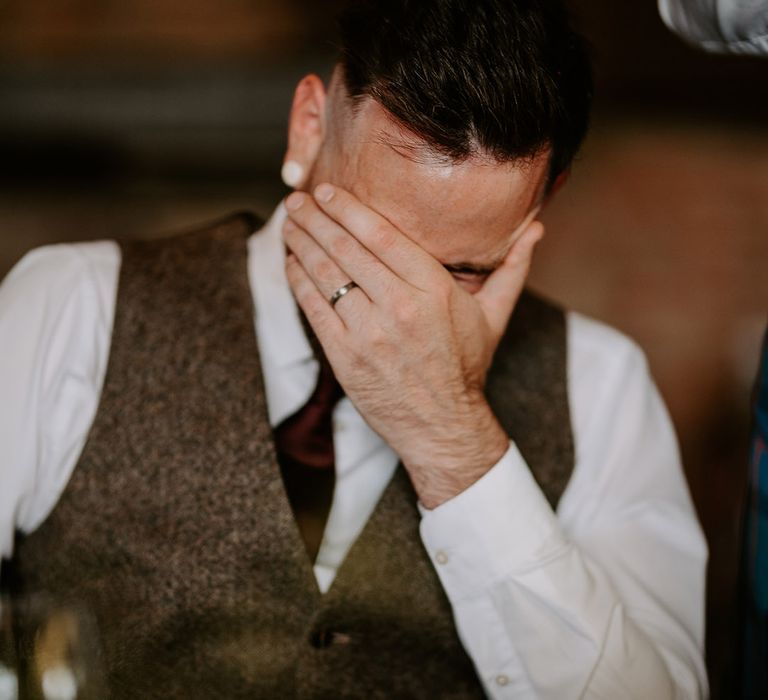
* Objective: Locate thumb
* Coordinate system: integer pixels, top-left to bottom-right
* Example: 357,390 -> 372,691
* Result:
475,221 -> 545,338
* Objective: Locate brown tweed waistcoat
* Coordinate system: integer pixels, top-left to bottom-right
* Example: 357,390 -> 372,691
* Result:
11,212 -> 574,699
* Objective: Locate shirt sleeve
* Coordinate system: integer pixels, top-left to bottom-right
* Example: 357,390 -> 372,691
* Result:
658,0 -> 768,54
419,312 -> 708,699
0,241 -> 119,560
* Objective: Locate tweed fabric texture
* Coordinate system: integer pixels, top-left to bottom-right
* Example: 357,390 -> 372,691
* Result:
486,291 -> 575,508
12,213 -> 574,698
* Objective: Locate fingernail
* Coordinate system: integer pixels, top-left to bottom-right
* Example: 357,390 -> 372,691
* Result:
314,183 -> 334,203
285,192 -> 305,211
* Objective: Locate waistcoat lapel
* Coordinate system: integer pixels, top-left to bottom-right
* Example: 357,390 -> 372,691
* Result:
486,290 -> 575,507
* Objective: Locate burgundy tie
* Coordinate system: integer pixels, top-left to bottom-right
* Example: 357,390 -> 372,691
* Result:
274,351 -> 343,563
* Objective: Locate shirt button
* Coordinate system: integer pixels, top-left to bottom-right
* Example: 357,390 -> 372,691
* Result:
434,550 -> 449,565
496,674 -> 510,687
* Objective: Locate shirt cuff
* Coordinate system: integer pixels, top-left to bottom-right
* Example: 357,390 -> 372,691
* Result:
419,441 -> 569,602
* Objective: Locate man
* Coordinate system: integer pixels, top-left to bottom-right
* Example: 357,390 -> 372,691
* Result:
0,0 -> 707,697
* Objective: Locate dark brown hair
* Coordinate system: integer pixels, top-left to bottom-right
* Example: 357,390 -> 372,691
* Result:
337,0 -> 593,188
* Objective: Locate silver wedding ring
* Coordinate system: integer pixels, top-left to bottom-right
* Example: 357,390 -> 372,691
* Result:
329,281 -> 359,308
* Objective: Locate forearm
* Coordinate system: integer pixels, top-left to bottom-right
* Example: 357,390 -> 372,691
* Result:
402,399 -> 510,510
419,446 -> 708,699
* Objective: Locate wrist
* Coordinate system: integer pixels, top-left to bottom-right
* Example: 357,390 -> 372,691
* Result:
403,399 -> 509,509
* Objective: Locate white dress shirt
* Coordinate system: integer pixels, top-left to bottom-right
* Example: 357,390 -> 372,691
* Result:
0,204 -> 708,698
658,0 -> 768,54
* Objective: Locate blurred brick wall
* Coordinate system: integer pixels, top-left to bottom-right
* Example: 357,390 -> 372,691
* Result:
0,1 -> 305,58
533,118 -> 767,695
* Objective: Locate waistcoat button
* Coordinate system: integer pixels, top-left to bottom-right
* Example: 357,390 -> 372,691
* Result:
310,629 -> 331,648
310,629 -> 352,648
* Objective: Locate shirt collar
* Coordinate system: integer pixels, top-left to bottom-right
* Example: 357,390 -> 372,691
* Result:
247,201 -> 314,369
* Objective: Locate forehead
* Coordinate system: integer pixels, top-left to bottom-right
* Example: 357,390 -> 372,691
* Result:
336,98 -> 549,265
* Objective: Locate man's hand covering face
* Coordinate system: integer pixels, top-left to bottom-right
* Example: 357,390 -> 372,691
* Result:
282,184 -> 543,509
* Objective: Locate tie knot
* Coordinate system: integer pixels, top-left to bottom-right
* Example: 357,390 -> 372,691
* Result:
273,350 -> 343,471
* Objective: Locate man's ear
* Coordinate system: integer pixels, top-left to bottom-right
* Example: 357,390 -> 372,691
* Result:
543,169 -> 570,205
282,74 -> 328,189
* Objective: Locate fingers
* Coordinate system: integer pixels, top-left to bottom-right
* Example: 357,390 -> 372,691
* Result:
284,252 -> 346,347
310,183 -> 444,289
285,183 -> 543,346
284,191 -> 401,302
283,218 -> 369,323
474,221 -> 544,339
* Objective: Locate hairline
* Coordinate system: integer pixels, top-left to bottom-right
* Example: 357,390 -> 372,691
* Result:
330,64 -> 556,195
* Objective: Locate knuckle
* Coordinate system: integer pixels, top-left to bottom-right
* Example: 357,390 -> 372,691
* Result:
380,275 -> 400,299
292,275 -> 310,299
393,298 -> 418,326
337,197 -> 355,221
329,233 -> 354,259
294,286 -> 313,309
315,258 -> 337,281
306,207 -> 326,229
304,295 -> 326,319
366,323 -> 387,348
334,200 -> 348,221
373,223 -> 396,250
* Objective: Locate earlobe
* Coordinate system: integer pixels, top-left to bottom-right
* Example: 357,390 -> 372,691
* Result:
282,74 -> 328,189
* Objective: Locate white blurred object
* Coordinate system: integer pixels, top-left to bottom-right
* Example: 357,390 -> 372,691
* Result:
280,159 -> 305,188
41,665 -> 78,700
0,599 -> 105,700
0,665 -> 18,700
658,0 -> 768,54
